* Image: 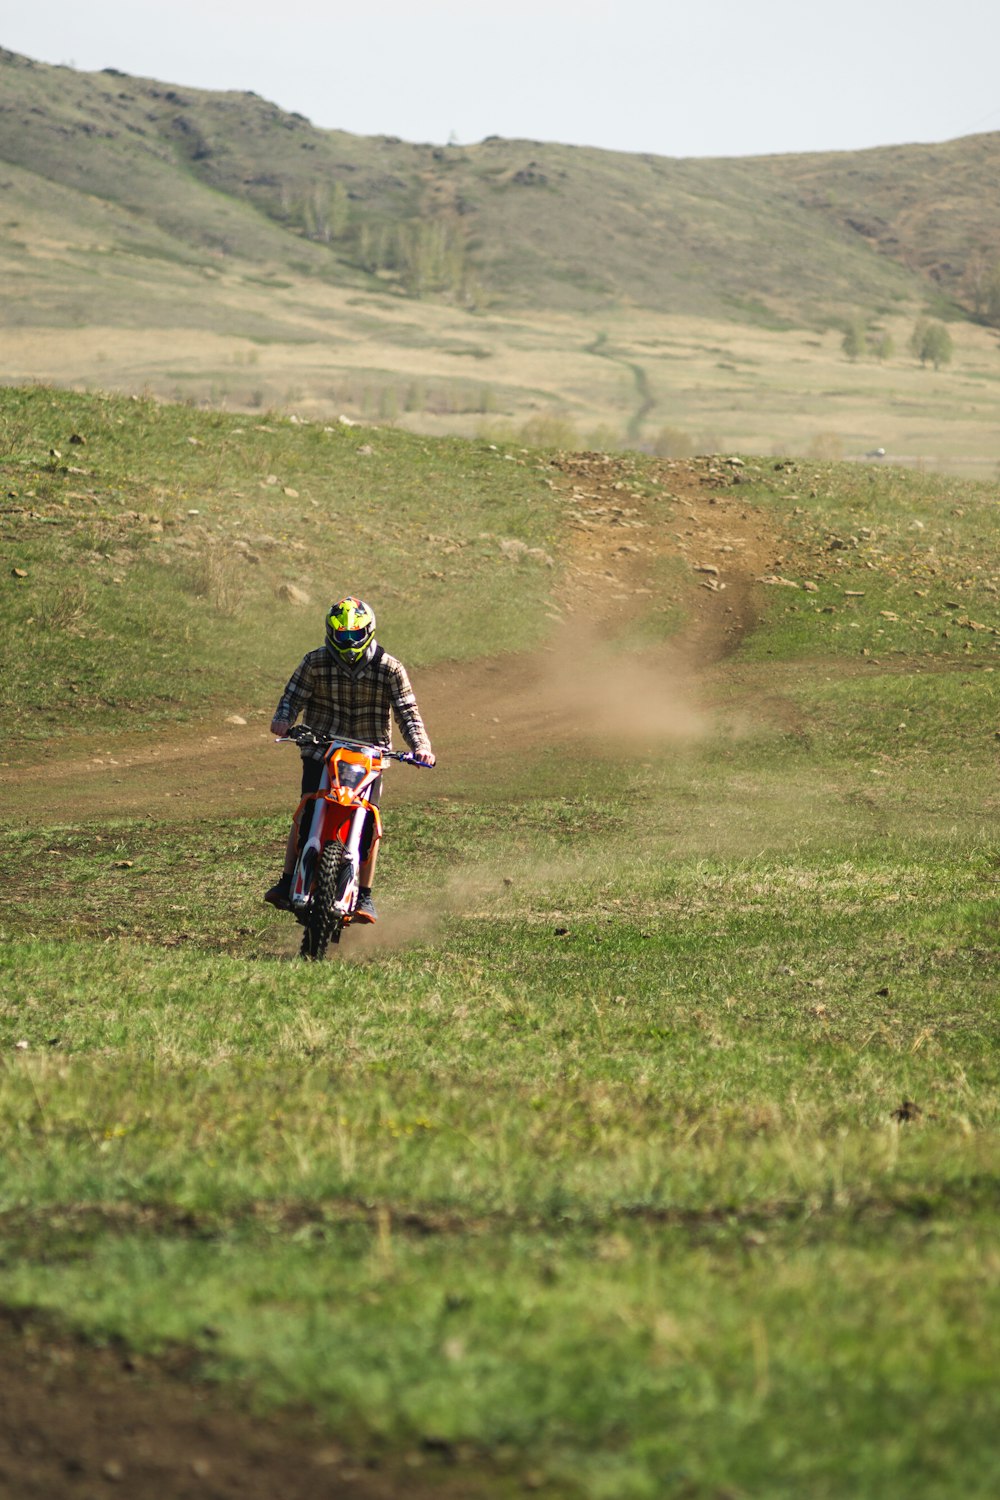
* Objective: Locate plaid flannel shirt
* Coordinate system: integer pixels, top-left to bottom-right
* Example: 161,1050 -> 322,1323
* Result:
274,645 -> 432,755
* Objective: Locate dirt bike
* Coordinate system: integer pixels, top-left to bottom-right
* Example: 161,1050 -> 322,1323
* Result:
279,725 -> 432,960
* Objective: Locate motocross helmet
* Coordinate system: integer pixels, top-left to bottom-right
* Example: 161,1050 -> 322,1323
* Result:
325,596 -> 376,665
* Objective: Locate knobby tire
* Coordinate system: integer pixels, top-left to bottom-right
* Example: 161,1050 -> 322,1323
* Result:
301,842 -> 344,960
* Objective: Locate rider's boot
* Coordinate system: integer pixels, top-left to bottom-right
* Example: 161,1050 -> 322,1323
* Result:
264,871 -> 293,910
354,886 -> 378,923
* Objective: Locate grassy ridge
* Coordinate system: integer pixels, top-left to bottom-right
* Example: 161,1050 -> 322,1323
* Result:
0,386 -> 557,740
4,45 -> 998,324
2,390 -> 999,1497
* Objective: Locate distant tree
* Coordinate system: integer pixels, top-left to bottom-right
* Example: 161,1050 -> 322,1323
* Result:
652,425 -> 694,458
519,413 -> 578,448
962,255 -> 1000,324
805,432 -> 844,461
841,318 -> 867,361
356,222 -> 394,275
404,380 -> 426,413
303,180 -> 350,244
986,266 -> 1000,327
908,319 -> 928,362
965,254 -> 991,318
927,324 -> 953,369
873,332 -> 895,363
397,219 -> 466,298
427,384 -> 452,416
459,270 -> 486,310
585,424 -> 622,452
910,319 -> 953,370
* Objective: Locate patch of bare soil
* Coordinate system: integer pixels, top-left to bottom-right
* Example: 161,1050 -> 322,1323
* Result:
553,451 -> 771,660
0,1308 -> 499,1500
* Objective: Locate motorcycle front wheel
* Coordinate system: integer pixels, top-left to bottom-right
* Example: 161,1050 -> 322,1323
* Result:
300,842 -> 344,960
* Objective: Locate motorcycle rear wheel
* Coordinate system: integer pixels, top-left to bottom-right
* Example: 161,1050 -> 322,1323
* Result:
300,842 -> 344,960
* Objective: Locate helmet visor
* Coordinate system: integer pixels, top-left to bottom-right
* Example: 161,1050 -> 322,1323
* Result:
331,625 -> 371,650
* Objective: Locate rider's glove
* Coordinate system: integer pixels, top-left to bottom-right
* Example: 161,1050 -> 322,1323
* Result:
271,717 -> 290,738
412,750 -> 436,767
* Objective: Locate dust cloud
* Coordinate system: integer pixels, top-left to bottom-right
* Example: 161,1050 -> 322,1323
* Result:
338,858 -> 521,961
333,633 -> 716,958
538,624 -> 707,749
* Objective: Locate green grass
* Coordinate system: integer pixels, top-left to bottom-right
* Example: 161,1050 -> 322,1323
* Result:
733,458 -> 1000,666
0,385 -> 558,742
1,816 -> 998,1496
1,1213 -> 995,1499
1,389 -> 999,1497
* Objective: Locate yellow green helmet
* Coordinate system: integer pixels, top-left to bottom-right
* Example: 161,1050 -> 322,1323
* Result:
325,596 -> 376,664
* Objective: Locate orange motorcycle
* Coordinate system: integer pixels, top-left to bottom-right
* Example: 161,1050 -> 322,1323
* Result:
281,725 -> 432,959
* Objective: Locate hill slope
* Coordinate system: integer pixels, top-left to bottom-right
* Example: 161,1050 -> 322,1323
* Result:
2,45 -> 999,327
4,47 -> 1000,471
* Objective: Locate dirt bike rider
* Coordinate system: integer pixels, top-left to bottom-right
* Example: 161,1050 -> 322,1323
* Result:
264,596 -> 435,921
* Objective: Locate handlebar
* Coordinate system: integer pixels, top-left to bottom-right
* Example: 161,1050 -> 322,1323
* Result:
277,724 -> 435,767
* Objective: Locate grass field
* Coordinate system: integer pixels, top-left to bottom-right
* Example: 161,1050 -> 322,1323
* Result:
5,299 -> 1000,479
1,387 -> 998,1498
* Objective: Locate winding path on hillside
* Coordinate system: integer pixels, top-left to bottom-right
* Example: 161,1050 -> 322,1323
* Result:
584,333 -> 658,443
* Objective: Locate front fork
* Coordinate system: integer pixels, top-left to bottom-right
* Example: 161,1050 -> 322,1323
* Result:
291,797 -> 377,920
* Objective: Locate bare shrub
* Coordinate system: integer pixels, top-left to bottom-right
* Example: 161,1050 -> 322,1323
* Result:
187,546 -> 245,616
49,580 -> 90,630
652,426 -> 695,459
519,412 -> 578,448
585,424 -> 623,451
805,432 -> 844,461
405,381 -> 426,413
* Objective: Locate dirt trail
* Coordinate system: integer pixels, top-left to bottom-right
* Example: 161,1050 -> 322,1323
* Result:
552,451 -> 771,660
0,455 -> 780,827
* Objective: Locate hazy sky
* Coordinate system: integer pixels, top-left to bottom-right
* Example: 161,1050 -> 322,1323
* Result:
5,0 -> 1000,159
